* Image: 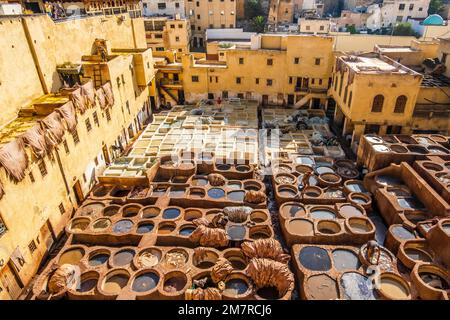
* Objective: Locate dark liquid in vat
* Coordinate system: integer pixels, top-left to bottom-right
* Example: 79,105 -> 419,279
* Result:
299,246 -> 331,271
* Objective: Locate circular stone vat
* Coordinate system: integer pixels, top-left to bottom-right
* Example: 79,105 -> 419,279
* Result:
208,188 -> 225,199
288,219 -> 314,236
172,176 -> 188,183
227,181 -> 242,190
391,225 -> 416,240
236,164 -> 251,172
89,250 -> 110,267
442,221 -> 450,235
318,173 -> 342,186
278,186 -> 298,198
249,226 -> 272,240
227,225 -> 247,241
305,274 -> 339,300
340,272 -> 376,300
163,271 -> 188,293
136,221 -> 154,234
102,205 -> 120,217
378,273 -> 411,300
295,164 -> 313,175
79,202 -> 105,216
423,162 -> 444,171
339,205 -> 364,218
162,207 -> 181,219
404,247 -> 433,263
224,250 -> 247,270
102,271 -> 129,295
169,187 -> 186,198
122,204 -> 141,218
299,246 -> 331,271
373,144 -> 390,153
375,175 -> 404,187
141,206 -> 160,219
92,218 -> 111,231
69,218 -> 90,233
184,209 -> 202,221
427,145 -> 449,155
345,181 -> 368,193
348,193 -> 371,205
227,191 -> 245,202
137,248 -> 162,268
194,250 -> 219,269
110,187 -> 131,198
179,224 -> 196,236
223,276 -> 250,297
347,217 -> 373,233
216,164 -> 231,171
132,272 -> 160,293
112,249 -> 135,267
367,136 -> 384,144
250,211 -> 268,223
332,249 -> 360,271
244,181 -> 262,191
112,219 -> 133,234
275,173 -> 296,185
407,145 -> 428,154
316,166 -> 334,175
256,286 -> 281,299
59,247 -> 85,265
92,185 -> 112,197
77,272 -> 99,293
317,220 -> 341,235
303,186 -> 321,197
391,144 -> 408,153
418,267 -> 450,292
310,208 -> 336,220
158,222 -> 176,234
151,187 -> 167,197
192,176 -> 208,186
274,164 -> 292,174
189,188 -> 205,198
281,203 -> 306,218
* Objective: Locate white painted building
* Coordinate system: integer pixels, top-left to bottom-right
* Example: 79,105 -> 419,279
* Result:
0,3 -> 22,15
381,0 -> 430,27
142,0 -> 185,18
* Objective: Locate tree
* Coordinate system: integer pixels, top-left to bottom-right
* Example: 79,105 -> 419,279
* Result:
347,25 -> 358,34
251,15 -> 266,33
428,0 -> 444,14
245,0 -> 264,20
392,22 -> 418,36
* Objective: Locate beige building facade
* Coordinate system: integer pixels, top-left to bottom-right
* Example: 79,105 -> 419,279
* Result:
144,16 -> 190,54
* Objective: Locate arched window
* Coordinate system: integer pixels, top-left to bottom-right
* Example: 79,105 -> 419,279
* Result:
371,95 -> 384,112
394,95 -> 407,113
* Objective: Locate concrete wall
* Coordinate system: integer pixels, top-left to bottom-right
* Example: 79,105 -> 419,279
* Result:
333,34 -> 417,52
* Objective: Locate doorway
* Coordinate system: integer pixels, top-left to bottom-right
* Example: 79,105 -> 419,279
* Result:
0,262 -> 23,300
262,95 -> 269,106
72,180 -> 84,206
288,94 -> 294,105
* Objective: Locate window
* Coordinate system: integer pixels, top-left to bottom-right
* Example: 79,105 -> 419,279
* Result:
236,77 -> 241,84
28,240 -> 37,254
158,3 -> 167,9
126,101 -> 130,114
72,129 -> 80,144
294,57 -> 299,64
399,3 -> 405,10
63,140 -> 69,154
394,95 -> 407,113
59,203 -> 65,215
396,16 -> 403,22
348,91 -> 353,108
371,95 -> 384,112
255,78 -> 259,84
85,118 -> 92,132
239,57 -> 244,64
267,59 -> 273,66
175,36 -> 180,42
315,58 -> 321,65
289,77 -> 293,84
105,108 -> 111,121
306,26 -> 310,31
29,171 -> 35,183
38,160 -> 47,177
176,3 -> 180,8
192,75 -> 199,82
409,4 -> 414,11
170,24 -> 175,29
344,86 -> 348,103
93,112 -> 99,126
83,173 -> 87,183
320,25 -> 324,31
266,79 -> 273,86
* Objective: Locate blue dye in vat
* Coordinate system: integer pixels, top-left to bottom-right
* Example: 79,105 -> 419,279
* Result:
163,208 -> 181,219
299,246 -> 332,271
137,223 -> 154,234
208,188 -> 225,199
113,220 -> 133,234
89,253 -> 109,266
179,226 -> 196,236
132,272 -> 159,293
340,272 -> 376,300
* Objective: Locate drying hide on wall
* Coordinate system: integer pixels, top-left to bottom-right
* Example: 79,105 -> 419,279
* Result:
21,124 -> 50,158
241,239 -> 290,264
58,101 -> 77,132
81,81 -> 96,108
0,138 -> 29,182
96,88 -> 107,109
189,225 -> 229,248
102,82 -> 114,107
70,87 -> 87,114
41,112 -> 65,147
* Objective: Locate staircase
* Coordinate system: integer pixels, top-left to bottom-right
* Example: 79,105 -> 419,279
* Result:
326,102 -> 335,120
294,94 -> 312,109
159,86 -> 178,105
93,64 -> 102,88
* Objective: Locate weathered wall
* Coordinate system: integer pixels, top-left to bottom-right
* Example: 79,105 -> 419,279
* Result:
333,34 -> 416,52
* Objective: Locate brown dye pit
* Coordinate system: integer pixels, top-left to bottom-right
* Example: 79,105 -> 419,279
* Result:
379,277 -> 409,299
92,218 -> 110,230
257,286 -> 280,299
132,272 -> 160,293
332,250 -> 360,271
163,274 -> 187,293
164,251 -> 188,269
189,188 -> 205,198
306,274 -> 339,300
227,181 -> 242,190
250,211 -> 268,223
419,273 -> 450,290
348,218 -> 372,233
103,274 -> 129,294
317,221 -> 341,234
113,250 -> 135,267
184,209 -> 202,221
278,188 -> 297,197
78,276 -> 98,293
339,205 -> 363,218
151,187 -> 167,197
284,204 -> 306,218
158,222 -> 176,234
138,250 -> 161,268
194,251 -> 219,269
141,207 -> 160,219
59,248 -> 84,265
288,219 -> 314,235
169,188 -> 186,198
80,203 -> 104,216
192,176 -> 208,186
70,219 -> 90,232
103,205 -> 120,217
